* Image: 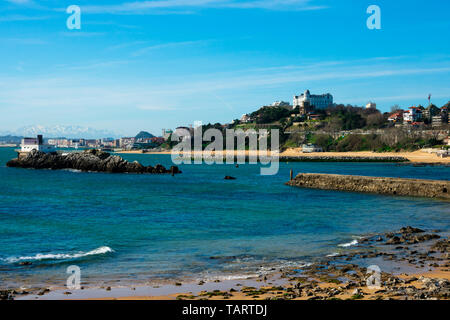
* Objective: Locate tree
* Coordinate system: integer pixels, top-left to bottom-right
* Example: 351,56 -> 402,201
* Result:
390,104 -> 401,113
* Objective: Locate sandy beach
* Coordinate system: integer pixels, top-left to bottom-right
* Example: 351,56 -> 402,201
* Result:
117,149 -> 450,164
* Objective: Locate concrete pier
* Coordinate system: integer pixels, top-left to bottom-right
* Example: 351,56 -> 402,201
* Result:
286,173 -> 450,200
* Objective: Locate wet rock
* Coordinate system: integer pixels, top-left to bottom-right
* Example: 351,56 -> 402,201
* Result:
399,226 -> 424,234
7,149 -> 180,175
37,288 -> 50,296
386,236 -> 401,245
0,290 -> 14,300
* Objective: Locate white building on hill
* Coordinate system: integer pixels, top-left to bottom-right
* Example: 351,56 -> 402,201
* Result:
366,102 -> 377,109
293,90 -> 333,110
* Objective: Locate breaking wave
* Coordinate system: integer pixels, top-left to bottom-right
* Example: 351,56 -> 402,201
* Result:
337,239 -> 358,247
2,246 -> 114,263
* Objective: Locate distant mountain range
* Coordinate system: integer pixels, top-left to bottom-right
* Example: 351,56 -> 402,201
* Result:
0,125 -> 120,139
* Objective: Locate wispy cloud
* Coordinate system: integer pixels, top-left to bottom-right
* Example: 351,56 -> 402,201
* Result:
132,39 -> 212,56
5,0 -> 34,5
3,38 -> 48,45
57,60 -> 132,71
82,0 -> 327,15
0,15 -> 51,22
59,31 -> 107,37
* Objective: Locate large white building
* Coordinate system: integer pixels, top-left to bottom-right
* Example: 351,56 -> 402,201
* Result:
293,90 -> 333,110
20,135 -> 55,153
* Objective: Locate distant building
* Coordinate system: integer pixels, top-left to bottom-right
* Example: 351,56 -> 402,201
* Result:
119,137 -> 135,149
302,144 -> 323,153
173,126 -> 193,142
271,101 -> 292,109
162,129 -> 173,141
293,90 -> 333,110
388,111 -> 403,123
366,102 -> 377,109
307,114 -> 321,121
423,104 -> 440,121
403,107 -> 422,123
431,107 -> 448,127
240,114 -> 252,123
20,135 -> 55,153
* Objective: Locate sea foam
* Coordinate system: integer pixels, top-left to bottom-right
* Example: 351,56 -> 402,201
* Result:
3,246 -> 114,263
337,239 -> 358,247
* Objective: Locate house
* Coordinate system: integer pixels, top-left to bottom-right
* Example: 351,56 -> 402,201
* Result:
403,107 -> 422,123
240,114 -> 252,123
388,111 -> 403,123
20,135 -> 55,153
308,114 -> 321,121
270,101 -> 292,109
302,144 -> 323,153
411,122 -> 424,128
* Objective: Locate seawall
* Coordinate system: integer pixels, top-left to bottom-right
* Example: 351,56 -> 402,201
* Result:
286,173 -> 450,200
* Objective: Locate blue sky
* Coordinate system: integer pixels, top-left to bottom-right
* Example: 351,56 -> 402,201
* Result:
0,0 -> 449,136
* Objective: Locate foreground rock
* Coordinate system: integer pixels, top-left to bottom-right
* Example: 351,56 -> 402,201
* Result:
7,149 -> 181,174
286,173 -> 450,200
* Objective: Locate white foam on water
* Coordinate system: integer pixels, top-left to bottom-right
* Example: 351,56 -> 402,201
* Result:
326,252 -> 340,257
338,239 -> 358,247
2,246 -> 114,263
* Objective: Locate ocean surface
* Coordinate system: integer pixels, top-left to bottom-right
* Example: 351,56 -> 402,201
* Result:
0,147 -> 449,289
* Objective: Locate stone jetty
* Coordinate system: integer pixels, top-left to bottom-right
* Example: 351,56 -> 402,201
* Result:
286,173 -> 449,200
7,149 -> 181,174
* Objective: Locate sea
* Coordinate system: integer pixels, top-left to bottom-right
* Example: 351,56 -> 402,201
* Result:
0,147 -> 449,289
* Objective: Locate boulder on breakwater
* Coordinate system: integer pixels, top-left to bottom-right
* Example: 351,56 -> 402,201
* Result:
7,149 -> 181,174
286,173 -> 449,200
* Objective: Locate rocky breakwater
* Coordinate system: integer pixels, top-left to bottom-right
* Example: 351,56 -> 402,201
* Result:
7,149 -> 181,174
286,173 -> 450,200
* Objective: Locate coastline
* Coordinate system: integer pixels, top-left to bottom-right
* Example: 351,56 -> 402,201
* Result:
9,227 -> 450,301
116,149 -> 450,164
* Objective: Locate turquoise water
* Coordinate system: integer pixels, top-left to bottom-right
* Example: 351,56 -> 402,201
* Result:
0,147 -> 449,288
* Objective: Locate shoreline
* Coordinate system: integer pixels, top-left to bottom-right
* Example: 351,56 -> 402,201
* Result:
7,227 -> 449,301
116,149 -> 450,164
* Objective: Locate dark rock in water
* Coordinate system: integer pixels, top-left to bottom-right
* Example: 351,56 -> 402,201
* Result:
0,290 -> 14,300
224,176 -> 236,180
37,288 -> 50,296
400,226 -> 424,234
6,149 -> 181,175
386,236 -> 401,245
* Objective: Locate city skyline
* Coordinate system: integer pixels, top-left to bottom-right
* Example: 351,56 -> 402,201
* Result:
1,0 -> 450,136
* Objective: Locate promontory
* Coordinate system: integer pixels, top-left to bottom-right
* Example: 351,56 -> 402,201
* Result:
7,149 -> 181,174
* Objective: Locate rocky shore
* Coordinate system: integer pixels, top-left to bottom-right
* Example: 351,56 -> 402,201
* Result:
286,173 -> 450,200
3,226 -> 448,301
170,227 -> 450,300
6,149 -> 181,174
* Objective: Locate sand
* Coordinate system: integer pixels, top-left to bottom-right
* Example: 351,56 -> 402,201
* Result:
117,149 -> 450,163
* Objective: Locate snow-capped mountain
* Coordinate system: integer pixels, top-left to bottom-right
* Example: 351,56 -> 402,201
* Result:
2,125 -> 120,139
